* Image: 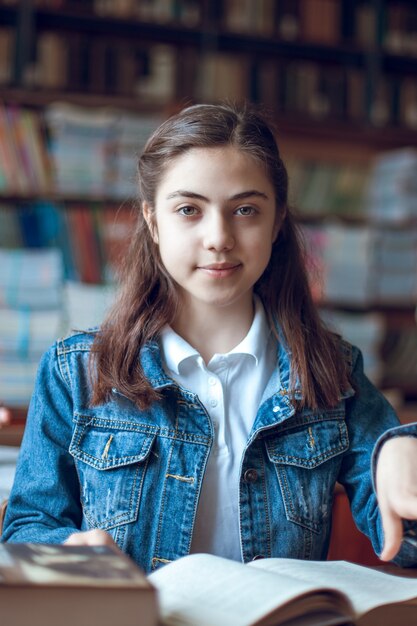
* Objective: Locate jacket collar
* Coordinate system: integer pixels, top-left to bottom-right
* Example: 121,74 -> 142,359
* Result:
139,328 -> 355,405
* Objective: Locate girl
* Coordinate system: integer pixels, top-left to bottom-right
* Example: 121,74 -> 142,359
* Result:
3,103 -> 417,572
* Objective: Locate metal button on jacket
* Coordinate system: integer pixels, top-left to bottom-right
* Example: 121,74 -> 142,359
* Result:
243,468 -> 258,483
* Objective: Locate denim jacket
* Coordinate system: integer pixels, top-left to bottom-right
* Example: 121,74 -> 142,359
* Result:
3,330 -> 417,573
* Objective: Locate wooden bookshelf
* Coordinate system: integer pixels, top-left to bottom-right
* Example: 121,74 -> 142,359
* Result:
1,1 -> 417,134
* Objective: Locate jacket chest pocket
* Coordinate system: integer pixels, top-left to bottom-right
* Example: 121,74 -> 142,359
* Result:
70,417 -> 158,530
265,415 -> 349,533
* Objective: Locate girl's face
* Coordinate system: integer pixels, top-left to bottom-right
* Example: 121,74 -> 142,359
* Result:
144,145 -> 279,316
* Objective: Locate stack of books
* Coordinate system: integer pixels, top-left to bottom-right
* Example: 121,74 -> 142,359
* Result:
0,248 -> 65,406
45,104 -> 116,196
287,158 -> 369,217
45,103 -> 161,198
108,112 -> 162,199
302,222 -> 417,307
366,148 -> 417,222
64,280 -> 116,333
319,309 -> 386,384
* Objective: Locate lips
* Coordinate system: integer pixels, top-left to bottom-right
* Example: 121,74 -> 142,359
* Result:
199,263 -> 240,270
197,262 -> 241,278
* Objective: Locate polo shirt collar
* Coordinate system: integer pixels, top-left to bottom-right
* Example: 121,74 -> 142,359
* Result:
159,296 -> 270,375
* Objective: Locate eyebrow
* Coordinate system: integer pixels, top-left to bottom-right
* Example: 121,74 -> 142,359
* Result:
165,189 -> 269,201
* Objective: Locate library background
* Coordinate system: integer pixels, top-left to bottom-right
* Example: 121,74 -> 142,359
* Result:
0,0 -> 416,563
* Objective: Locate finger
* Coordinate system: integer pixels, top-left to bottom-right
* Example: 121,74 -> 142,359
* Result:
379,507 -> 403,561
64,532 -> 88,545
0,407 -> 11,426
394,499 -> 417,521
65,530 -> 114,546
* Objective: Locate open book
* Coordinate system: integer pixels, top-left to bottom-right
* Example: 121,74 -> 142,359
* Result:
149,553 -> 417,626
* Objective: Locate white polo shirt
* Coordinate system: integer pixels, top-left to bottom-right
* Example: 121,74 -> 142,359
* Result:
159,298 -> 276,561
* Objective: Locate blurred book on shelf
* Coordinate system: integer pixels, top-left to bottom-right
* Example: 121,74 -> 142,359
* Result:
287,158 -> 369,217
25,25 -> 179,102
302,223 -> 373,306
134,45 -> 177,105
372,229 -> 417,304
45,104 -> 117,196
382,2 -> 417,58
96,0 -> 201,25
290,148 -> 417,225
64,206 -> 103,284
222,0 -> 275,36
64,280 -> 116,332
98,205 -> 137,281
0,248 -> 64,310
0,247 -> 65,406
382,327 -> 417,391
108,112 -> 163,199
0,308 -> 63,358
195,51 -> 250,104
0,103 -> 161,199
46,103 -> 162,198
0,26 -> 14,86
0,197 -> 131,405
0,357 -> 43,407
0,202 -> 135,284
366,148 -> 417,222
320,309 -> 386,385
299,0 -> 340,45
0,105 -> 52,195
302,222 -> 417,308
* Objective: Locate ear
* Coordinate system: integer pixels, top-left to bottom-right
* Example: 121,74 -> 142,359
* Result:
142,202 -> 159,244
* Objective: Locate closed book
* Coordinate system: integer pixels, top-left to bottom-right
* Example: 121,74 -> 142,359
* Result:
0,543 -> 157,626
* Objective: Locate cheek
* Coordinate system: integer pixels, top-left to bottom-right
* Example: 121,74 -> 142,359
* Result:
157,229 -> 190,269
251,236 -> 274,273
249,227 -> 274,255
259,244 -> 274,271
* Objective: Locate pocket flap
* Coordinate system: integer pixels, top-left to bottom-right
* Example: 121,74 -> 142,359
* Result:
266,419 -> 349,469
70,417 -> 158,470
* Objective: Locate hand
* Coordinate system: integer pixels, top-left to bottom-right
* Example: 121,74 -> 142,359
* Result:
376,436 -> 417,561
0,405 -> 11,428
64,529 -> 120,551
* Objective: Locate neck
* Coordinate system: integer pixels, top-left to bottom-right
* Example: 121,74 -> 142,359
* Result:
172,297 -> 255,364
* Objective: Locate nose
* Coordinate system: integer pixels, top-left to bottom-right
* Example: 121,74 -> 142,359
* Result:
203,213 -> 234,251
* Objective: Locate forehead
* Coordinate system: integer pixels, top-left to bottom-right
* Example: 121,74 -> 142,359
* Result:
159,145 -> 271,187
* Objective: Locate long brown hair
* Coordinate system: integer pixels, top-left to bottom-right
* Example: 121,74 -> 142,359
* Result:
91,103 -> 350,409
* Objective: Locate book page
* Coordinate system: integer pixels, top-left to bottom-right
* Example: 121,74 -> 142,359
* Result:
149,553 -> 352,626
248,559 -> 417,618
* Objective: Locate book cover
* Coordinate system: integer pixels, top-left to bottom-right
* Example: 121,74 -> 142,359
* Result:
0,543 -> 157,626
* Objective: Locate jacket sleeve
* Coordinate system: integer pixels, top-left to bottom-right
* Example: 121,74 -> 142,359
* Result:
1,342 -> 83,543
339,346 -> 417,567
